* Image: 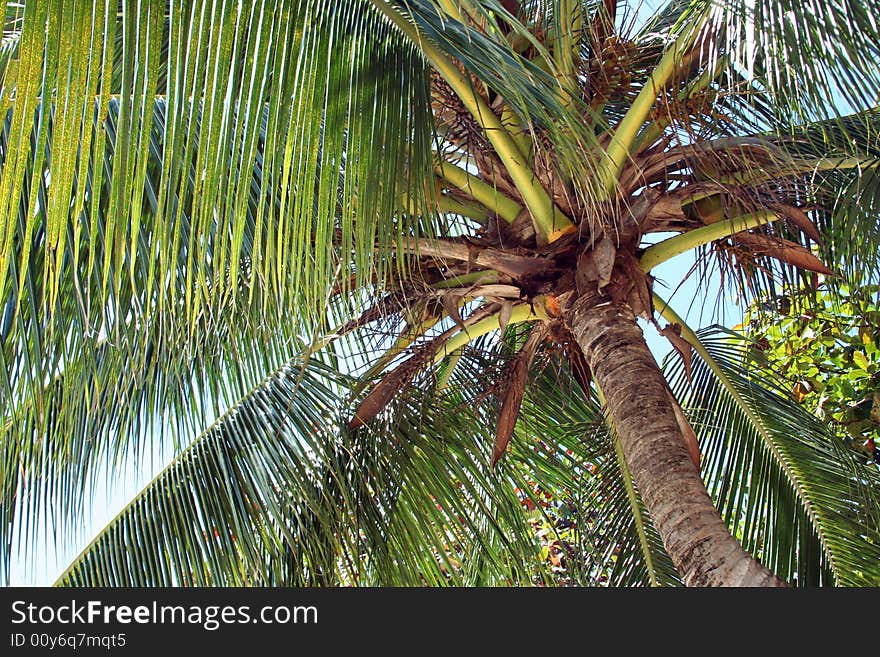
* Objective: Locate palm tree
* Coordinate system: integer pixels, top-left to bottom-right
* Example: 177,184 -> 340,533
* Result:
2,0 -> 880,587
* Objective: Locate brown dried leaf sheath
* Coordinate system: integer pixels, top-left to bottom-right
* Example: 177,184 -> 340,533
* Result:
773,204 -> 823,244
658,322 -> 694,383
348,304 -> 504,430
498,301 -> 513,333
594,237 -> 617,290
441,293 -> 466,330
566,341 -> 593,396
348,354 -> 428,430
667,389 -> 701,469
492,324 -> 549,467
733,232 -> 834,275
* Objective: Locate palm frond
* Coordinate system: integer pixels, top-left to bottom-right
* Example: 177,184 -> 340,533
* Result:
391,0 -> 607,201
768,108 -> 880,285
711,0 -> 880,124
666,325 -> 880,586
55,341 -> 552,586
719,113 -> 878,308
514,352 -> 681,586
1,0 -> 435,582
55,355 -> 365,586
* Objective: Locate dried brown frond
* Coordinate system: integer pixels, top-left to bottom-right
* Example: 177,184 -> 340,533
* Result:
493,322 -> 550,466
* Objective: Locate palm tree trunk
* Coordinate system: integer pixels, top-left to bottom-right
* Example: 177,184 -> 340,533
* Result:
565,293 -> 786,586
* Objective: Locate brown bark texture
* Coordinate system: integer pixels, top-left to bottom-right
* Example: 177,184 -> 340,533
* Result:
566,293 -> 787,587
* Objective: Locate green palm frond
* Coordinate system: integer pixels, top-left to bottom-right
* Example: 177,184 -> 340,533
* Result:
763,108 -> 880,285
56,323 -> 679,587
825,166 -> 880,283
55,356 -> 355,586
1,0 -> 436,579
54,342 -> 547,586
0,0 -> 435,380
665,325 -> 880,586
710,0 -> 880,124
517,362 -> 681,586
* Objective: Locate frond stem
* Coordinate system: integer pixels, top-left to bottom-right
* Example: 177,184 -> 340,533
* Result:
431,300 -> 549,364
435,159 -> 522,223
431,270 -> 500,289
640,210 -> 779,273
717,156 -> 878,186
637,54 -> 728,151
371,0 -> 573,242
596,15 -> 708,198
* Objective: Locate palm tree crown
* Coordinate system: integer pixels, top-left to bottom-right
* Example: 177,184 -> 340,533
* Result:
2,0 -> 879,586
